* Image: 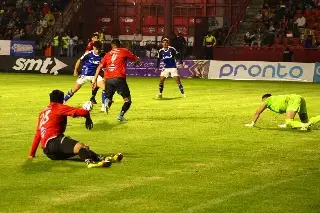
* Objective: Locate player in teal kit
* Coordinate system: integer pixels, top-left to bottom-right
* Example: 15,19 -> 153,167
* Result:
245,94 -> 320,130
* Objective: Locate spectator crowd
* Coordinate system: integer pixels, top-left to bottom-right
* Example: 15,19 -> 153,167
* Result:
243,0 -> 320,49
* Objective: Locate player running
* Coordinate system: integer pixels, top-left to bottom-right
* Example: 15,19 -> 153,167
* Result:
156,37 -> 185,98
64,40 -> 107,112
29,90 -> 123,168
86,32 -> 101,104
92,39 -> 140,122
245,94 -> 320,130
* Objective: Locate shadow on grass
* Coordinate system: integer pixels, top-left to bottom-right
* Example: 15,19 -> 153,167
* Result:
92,120 -> 128,131
21,157 -> 84,174
255,126 -> 315,133
154,97 -> 183,101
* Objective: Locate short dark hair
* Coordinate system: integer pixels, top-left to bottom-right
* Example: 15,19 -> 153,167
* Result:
111,39 -> 121,47
50,90 -> 64,103
262,93 -> 272,100
93,40 -> 102,49
92,33 -> 99,38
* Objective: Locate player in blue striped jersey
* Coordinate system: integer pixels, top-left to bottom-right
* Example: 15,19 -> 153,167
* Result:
156,37 -> 185,98
64,41 -> 107,112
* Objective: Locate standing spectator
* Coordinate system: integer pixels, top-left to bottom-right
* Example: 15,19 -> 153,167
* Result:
52,32 -> 60,56
176,32 -> 187,60
283,47 -> 294,62
305,35 -> 313,48
62,32 -> 69,56
202,31 -> 216,60
67,32 -> 74,57
132,28 -> 142,57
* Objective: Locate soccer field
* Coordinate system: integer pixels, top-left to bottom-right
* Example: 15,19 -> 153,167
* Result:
0,73 -> 319,213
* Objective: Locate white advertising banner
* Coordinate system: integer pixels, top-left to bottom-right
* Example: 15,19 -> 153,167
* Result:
0,40 -> 11,55
208,60 -> 315,82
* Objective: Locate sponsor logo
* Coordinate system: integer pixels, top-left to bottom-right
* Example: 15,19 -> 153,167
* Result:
12,58 -> 68,75
11,43 -> 34,54
313,62 -> 320,82
219,63 -> 304,79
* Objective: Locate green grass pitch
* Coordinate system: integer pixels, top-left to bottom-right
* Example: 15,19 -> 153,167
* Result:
0,73 -> 320,213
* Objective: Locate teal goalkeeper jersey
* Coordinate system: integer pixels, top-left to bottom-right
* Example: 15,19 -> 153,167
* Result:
264,95 -> 300,114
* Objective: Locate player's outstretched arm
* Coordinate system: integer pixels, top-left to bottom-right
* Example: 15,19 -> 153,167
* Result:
29,119 -> 41,158
73,59 -> 81,76
245,104 -> 267,127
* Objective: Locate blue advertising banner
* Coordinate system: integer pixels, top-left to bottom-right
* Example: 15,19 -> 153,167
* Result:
10,40 -> 35,56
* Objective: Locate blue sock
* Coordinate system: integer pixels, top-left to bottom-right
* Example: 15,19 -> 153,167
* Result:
64,89 -> 73,102
102,90 -> 106,105
159,83 -> 164,94
178,83 -> 184,94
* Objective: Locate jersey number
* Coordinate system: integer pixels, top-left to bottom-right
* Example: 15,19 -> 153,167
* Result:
39,110 -> 51,137
109,54 -> 118,72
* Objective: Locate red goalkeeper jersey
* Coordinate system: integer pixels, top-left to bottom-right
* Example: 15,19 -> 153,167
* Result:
29,103 -> 89,157
100,48 -> 138,79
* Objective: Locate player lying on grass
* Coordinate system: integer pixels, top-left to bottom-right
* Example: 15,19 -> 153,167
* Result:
245,94 -> 320,130
92,39 -> 140,122
64,41 -> 107,112
156,37 -> 185,98
29,90 -> 123,168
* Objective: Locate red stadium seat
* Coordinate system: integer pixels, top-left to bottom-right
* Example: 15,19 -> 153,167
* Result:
274,37 -> 282,45
292,38 -> 301,46
296,9 -> 303,15
283,38 -> 290,46
305,9 -> 313,17
314,9 -> 320,17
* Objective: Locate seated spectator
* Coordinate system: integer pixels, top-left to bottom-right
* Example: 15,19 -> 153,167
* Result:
244,29 -> 256,45
44,10 -> 55,26
251,33 -> 262,47
294,14 -> 306,28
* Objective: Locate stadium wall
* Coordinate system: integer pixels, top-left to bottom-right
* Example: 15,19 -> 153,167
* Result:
0,56 -> 319,83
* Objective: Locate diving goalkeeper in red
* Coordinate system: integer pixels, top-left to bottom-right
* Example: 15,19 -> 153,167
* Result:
29,90 -> 122,168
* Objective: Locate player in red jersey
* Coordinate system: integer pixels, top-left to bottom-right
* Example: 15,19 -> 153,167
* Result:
28,90 -> 123,168
86,32 -> 101,104
92,39 -> 140,121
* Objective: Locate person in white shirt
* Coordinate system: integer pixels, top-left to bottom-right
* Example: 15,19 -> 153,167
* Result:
132,29 -> 143,57
295,14 -> 306,28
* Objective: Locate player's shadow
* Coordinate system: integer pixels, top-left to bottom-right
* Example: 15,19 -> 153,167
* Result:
21,157 -> 84,174
92,120 -> 128,131
255,126 -> 314,133
155,97 -> 183,101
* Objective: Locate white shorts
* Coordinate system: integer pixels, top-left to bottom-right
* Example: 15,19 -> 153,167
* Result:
160,68 -> 179,78
76,75 -> 104,85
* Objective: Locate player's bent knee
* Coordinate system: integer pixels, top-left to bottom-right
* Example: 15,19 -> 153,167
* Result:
73,142 -> 86,154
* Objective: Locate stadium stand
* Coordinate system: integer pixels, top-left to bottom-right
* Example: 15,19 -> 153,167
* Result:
0,0 -> 67,41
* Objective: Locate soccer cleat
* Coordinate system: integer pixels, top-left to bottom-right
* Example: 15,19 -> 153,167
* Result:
90,97 -> 97,104
87,160 -> 112,168
117,116 -> 127,122
100,104 -> 106,113
300,123 -> 312,131
156,94 -> 162,99
182,94 -> 186,98
278,124 -> 287,128
106,153 -> 123,163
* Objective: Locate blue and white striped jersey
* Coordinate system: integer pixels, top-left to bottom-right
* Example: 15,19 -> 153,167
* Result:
157,46 -> 179,68
80,51 -> 102,76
